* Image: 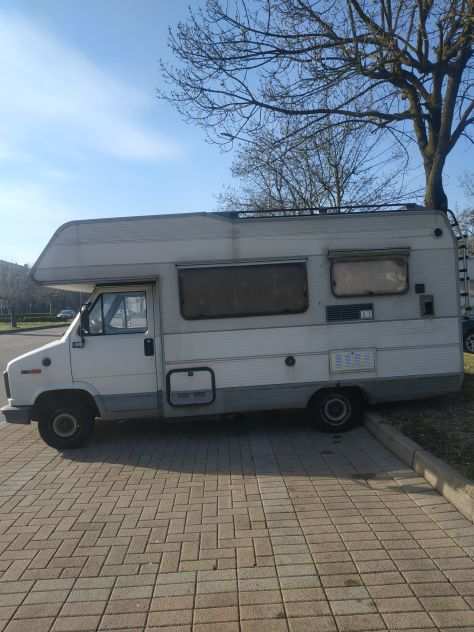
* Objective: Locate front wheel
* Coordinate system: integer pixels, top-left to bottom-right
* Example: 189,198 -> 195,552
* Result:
310,389 -> 363,433
38,403 -> 94,449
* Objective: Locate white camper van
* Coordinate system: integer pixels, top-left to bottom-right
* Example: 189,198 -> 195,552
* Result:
1,206 -> 466,449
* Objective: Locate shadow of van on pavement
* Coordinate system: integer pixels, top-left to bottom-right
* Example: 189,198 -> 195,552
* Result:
59,411 -> 420,492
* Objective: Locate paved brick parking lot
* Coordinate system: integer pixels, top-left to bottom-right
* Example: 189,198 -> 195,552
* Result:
1,415 -> 474,632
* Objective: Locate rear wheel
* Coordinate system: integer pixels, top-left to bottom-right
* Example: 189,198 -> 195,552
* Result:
310,389 -> 363,433
38,402 -> 94,449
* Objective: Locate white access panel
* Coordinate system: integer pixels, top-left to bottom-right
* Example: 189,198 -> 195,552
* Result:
167,368 -> 215,406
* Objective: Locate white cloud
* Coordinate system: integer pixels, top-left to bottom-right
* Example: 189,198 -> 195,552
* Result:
0,11 -> 180,161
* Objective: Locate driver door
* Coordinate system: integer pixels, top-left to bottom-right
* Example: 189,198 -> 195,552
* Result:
71,284 -> 160,417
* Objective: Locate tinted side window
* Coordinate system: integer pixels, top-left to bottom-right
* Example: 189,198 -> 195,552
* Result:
179,263 -> 308,320
331,257 -> 408,297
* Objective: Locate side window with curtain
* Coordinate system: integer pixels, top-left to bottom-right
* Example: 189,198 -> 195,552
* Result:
330,255 -> 409,297
178,262 -> 308,320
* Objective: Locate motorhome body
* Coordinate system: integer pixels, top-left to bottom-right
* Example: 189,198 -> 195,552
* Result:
1,207 -> 464,448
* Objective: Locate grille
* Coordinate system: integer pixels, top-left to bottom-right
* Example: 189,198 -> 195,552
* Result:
326,303 -> 374,322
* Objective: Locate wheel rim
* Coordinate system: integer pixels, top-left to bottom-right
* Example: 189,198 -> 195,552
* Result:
466,334 -> 474,353
322,395 -> 351,427
52,413 -> 79,438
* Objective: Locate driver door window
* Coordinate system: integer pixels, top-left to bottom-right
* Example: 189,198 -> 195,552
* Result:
86,291 -> 147,335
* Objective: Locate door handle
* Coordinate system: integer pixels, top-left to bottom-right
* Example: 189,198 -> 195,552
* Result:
144,338 -> 154,356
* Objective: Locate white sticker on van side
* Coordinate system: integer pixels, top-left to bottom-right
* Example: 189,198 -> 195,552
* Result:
329,349 -> 376,373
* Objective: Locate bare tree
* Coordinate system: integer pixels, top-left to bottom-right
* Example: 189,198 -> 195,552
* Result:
218,117 -> 417,211
0,262 -> 28,327
162,0 -> 474,210
0,260 -> 80,326
461,170 -> 474,198
458,171 -> 474,248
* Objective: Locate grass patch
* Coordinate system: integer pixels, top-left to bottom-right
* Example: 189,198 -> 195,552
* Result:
378,354 -> 474,480
0,321 -> 66,332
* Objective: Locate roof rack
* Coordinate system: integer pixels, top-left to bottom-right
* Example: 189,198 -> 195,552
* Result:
230,202 -> 428,219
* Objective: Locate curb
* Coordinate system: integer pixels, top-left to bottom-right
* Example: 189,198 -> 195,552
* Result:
0,323 -> 67,335
366,411 -> 474,522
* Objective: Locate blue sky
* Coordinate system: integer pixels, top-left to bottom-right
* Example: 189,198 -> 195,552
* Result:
0,1 -> 235,264
0,1 -> 472,264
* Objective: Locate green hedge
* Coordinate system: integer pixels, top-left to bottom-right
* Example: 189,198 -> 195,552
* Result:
0,313 -> 60,323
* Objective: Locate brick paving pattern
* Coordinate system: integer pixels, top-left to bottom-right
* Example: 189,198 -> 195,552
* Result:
0,416 -> 474,631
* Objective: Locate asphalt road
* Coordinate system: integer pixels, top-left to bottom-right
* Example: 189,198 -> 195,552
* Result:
0,327 -> 66,408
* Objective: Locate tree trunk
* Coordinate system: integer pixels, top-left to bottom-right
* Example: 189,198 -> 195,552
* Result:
10,306 -> 17,328
424,157 -> 448,211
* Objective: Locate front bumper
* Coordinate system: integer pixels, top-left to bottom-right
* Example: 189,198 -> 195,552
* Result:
1,405 -> 32,424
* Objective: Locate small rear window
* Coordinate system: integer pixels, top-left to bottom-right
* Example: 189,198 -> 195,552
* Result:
331,257 -> 408,297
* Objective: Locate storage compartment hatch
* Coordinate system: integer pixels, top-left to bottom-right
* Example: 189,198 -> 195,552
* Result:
167,368 -> 215,406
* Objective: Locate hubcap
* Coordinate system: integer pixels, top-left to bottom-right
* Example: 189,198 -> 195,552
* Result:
52,413 -> 79,438
322,396 -> 350,426
466,334 -> 474,353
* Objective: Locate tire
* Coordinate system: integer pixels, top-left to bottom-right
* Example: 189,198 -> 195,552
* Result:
464,331 -> 474,354
38,401 -> 94,449
310,388 -> 363,433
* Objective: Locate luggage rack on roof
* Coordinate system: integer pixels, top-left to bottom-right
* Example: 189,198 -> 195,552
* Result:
231,202 -> 426,219
231,203 -> 473,318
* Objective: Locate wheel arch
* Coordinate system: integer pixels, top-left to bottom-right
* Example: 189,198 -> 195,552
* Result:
32,389 -> 100,420
307,384 -> 368,409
